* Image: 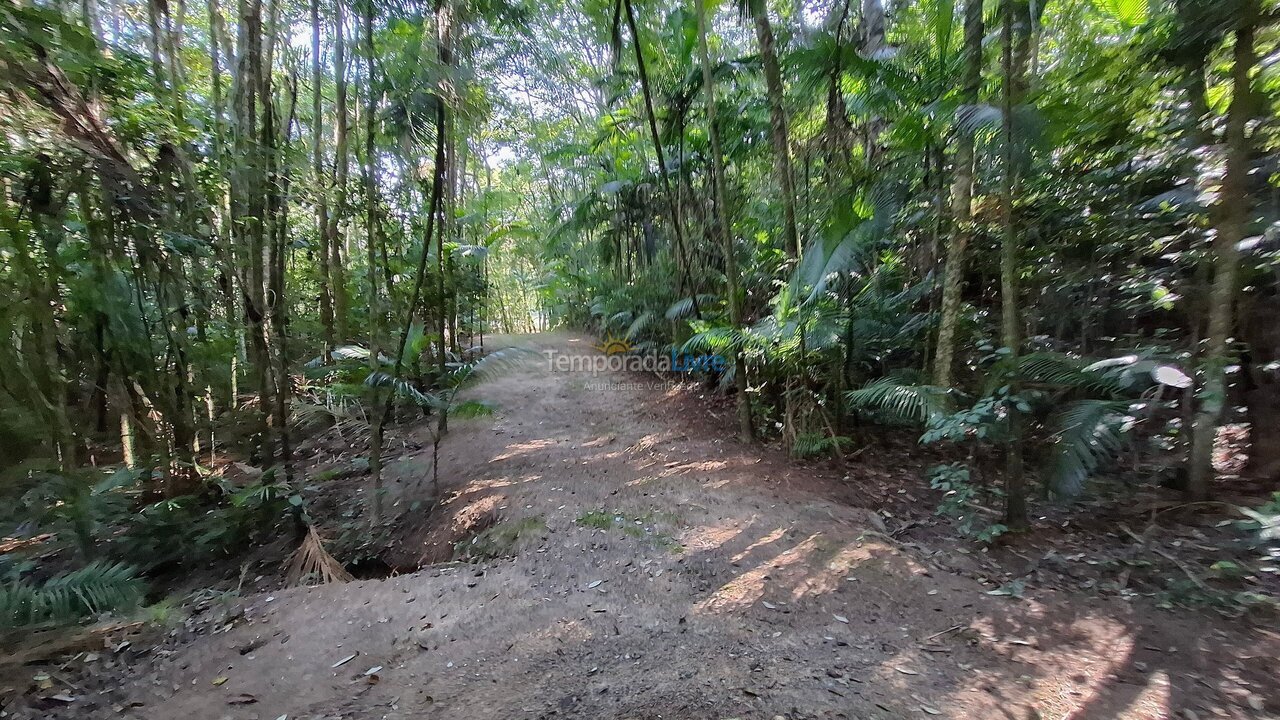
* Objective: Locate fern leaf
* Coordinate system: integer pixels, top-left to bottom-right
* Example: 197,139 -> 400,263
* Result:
1046,400 -> 1133,496
0,562 -> 144,628
846,380 -> 953,424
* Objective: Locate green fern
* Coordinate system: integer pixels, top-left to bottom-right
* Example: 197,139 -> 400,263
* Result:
624,312 -> 658,341
791,432 -> 852,460
846,380 -> 954,424
681,325 -> 750,356
1005,352 -> 1128,398
1046,399 -> 1134,495
665,294 -> 717,320
0,562 -> 144,628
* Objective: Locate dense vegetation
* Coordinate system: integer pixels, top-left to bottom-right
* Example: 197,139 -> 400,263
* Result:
1,0 -> 1278,625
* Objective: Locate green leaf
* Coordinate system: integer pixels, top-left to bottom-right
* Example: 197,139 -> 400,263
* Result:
1093,0 -> 1148,27
1046,399 -> 1133,495
933,0 -> 956,60
846,381 -> 954,425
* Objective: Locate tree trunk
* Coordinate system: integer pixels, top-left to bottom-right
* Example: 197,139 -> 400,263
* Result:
329,0 -> 350,342
622,0 -> 700,317
695,0 -> 753,442
1000,0 -> 1027,530
860,0 -> 886,57
1188,3 -> 1257,500
751,0 -> 799,258
362,0 -> 386,526
311,0 -> 334,361
435,0 -> 455,437
933,0 -> 982,389
269,72 -> 297,482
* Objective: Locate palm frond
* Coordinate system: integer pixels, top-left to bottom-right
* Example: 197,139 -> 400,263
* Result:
846,380 -> 953,424
461,346 -> 540,384
682,324 -> 750,355
1008,352 -> 1127,398
364,370 -> 433,407
624,312 -> 659,341
1045,399 -> 1134,495
285,527 -> 353,587
0,562 -> 144,628
665,294 -> 717,320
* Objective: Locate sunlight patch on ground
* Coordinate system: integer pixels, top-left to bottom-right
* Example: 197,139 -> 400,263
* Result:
465,478 -> 520,492
624,475 -> 664,489
588,449 -> 632,464
492,439 -> 558,461
661,385 -> 687,400
936,619 -> 1167,720
680,517 -> 758,553
788,540 -> 884,600
673,459 -> 729,475
731,527 -> 788,563
694,533 -> 824,614
447,494 -> 506,532
626,433 -> 671,455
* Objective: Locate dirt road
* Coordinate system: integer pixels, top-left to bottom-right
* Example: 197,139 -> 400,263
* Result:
118,334 -> 1274,719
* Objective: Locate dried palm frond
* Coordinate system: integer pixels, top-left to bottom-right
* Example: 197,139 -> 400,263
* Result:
285,527 -> 353,587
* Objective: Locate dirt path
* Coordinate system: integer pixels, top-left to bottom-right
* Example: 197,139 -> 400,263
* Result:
117,334 -> 1274,719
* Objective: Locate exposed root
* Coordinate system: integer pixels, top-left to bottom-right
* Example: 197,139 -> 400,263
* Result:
285,526 -> 354,586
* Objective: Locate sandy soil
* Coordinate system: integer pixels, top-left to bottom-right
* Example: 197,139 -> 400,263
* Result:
43,333 -> 1278,719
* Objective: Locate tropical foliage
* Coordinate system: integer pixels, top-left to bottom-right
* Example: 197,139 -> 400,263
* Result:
0,0 -> 1277,625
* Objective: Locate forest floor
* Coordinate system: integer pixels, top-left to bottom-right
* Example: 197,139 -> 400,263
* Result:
10,332 -> 1280,720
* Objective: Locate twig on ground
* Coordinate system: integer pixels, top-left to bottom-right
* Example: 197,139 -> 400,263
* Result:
922,624 -> 964,643
1119,523 -> 1210,592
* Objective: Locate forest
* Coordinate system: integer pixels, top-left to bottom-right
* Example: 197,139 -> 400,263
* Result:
1,0 -> 1279,716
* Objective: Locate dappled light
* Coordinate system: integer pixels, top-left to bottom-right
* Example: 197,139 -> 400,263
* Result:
0,0 -> 1276,716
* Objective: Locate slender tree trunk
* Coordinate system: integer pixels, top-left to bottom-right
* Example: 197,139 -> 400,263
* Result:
362,0 -> 387,525
622,0 -> 700,317
435,0 -> 455,437
19,196 -> 77,468
329,0 -> 350,342
933,0 -> 983,388
750,0 -> 799,258
370,101 -> 448,515
269,73 -> 297,482
1188,3 -> 1256,500
695,0 -> 752,442
1000,0 -> 1026,530
208,0 -> 240,393
311,0 -> 334,361
861,0 -> 886,56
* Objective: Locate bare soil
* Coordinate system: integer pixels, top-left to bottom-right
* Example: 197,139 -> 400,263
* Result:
11,333 -> 1279,719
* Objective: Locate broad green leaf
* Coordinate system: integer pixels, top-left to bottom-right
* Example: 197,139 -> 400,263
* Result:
1093,0 -> 1148,27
